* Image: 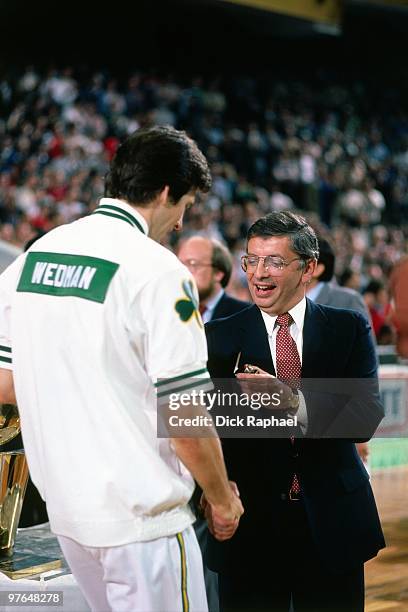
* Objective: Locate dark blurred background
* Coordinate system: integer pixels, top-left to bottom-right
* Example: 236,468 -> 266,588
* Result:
0,0 -> 408,80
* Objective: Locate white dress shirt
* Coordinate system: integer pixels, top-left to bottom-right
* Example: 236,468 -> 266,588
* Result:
260,297 -> 308,430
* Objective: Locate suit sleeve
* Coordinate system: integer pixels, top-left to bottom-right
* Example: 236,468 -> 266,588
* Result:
305,313 -> 384,440
205,319 -> 241,379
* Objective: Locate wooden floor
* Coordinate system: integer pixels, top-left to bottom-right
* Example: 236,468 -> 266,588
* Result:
366,465 -> 408,611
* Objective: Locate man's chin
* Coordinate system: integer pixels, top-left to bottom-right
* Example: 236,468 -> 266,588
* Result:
250,291 -> 277,308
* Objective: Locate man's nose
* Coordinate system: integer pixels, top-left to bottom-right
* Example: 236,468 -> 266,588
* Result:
254,258 -> 269,277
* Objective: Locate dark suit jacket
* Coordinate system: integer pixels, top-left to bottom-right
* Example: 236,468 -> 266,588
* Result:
210,292 -> 250,321
205,299 -> 385,575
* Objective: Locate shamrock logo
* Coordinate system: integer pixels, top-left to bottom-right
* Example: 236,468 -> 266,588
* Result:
175,279 -> 203,327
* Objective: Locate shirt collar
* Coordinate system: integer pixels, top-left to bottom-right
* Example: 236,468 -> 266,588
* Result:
205,289 -> 225,314
96,198 -> 149,235
260,296 -> 307,336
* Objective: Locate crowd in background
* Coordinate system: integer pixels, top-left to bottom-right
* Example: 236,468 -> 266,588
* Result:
1,64 -> 407,347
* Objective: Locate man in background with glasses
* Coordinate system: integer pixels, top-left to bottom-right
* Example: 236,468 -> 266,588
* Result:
178,235 -> 249,323
203,211 -> 385,612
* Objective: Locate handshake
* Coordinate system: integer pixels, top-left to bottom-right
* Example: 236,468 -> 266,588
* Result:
199,481 -> 244,542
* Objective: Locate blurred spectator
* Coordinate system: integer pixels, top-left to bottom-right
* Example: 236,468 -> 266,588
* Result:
376,324 -> 395,346
338,267 -> 362,292
306,235 -> 369,319
338,177 -> 386,228
269,181 -> 295,211
363,279 -> 395,343
389,255 -> 408,358
318,166 -> 338,228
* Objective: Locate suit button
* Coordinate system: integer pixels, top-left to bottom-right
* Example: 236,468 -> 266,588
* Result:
280,493 -> 287,501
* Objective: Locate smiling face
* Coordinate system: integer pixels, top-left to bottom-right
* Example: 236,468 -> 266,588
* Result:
246,235 -> 316,315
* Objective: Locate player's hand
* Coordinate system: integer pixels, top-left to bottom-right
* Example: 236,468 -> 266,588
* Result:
356,441 -> 369,462
200,480 -> 240,515
205,484 -> 244,541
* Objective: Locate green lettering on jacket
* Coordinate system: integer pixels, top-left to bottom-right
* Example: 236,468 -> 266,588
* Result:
17,252 -> 119,303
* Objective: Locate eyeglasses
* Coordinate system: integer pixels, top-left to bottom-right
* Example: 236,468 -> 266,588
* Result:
181,259 -> 214,270
241,255 -> 302,273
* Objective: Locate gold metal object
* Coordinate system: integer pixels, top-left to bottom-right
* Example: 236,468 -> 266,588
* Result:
0,553 -> 62,580
0,404 -> 60,579
244,364 -> 260,374
0,404 -> 20,445
0,451 -> 29,550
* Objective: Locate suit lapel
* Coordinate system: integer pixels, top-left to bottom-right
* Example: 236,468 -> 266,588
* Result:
237,306 -> 275,375
302,299 -> 331,378
212,294 -> 227,320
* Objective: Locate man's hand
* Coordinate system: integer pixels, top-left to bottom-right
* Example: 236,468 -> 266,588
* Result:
201,481 -> 244,541
200,480 -> 240,514
356,441 -> 370,463
236,366 -> 298,412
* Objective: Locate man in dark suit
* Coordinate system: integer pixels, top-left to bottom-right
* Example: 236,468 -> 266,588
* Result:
178,235 -> 249,323
204,211 -> 385,612
306,234 -> 372,468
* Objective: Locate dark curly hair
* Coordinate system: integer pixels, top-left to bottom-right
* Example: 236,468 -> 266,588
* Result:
104,125 -> 212,205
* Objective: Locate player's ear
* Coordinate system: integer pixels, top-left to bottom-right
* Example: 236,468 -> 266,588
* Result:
157,185 -> 170,206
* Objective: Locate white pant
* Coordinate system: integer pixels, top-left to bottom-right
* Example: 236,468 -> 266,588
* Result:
58,526 -> 209,612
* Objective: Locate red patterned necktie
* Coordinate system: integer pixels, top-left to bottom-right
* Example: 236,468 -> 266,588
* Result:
275,313 -> 301,499
199,304 -> 207,316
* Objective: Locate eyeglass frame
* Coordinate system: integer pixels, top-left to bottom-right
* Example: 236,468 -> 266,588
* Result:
240,254 -> 304,273
181,258 -> 215,270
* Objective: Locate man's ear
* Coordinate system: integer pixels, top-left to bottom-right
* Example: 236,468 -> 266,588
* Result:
157,185 -> 170,206
312,262 -> 325,280
302,259 -> 318,285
